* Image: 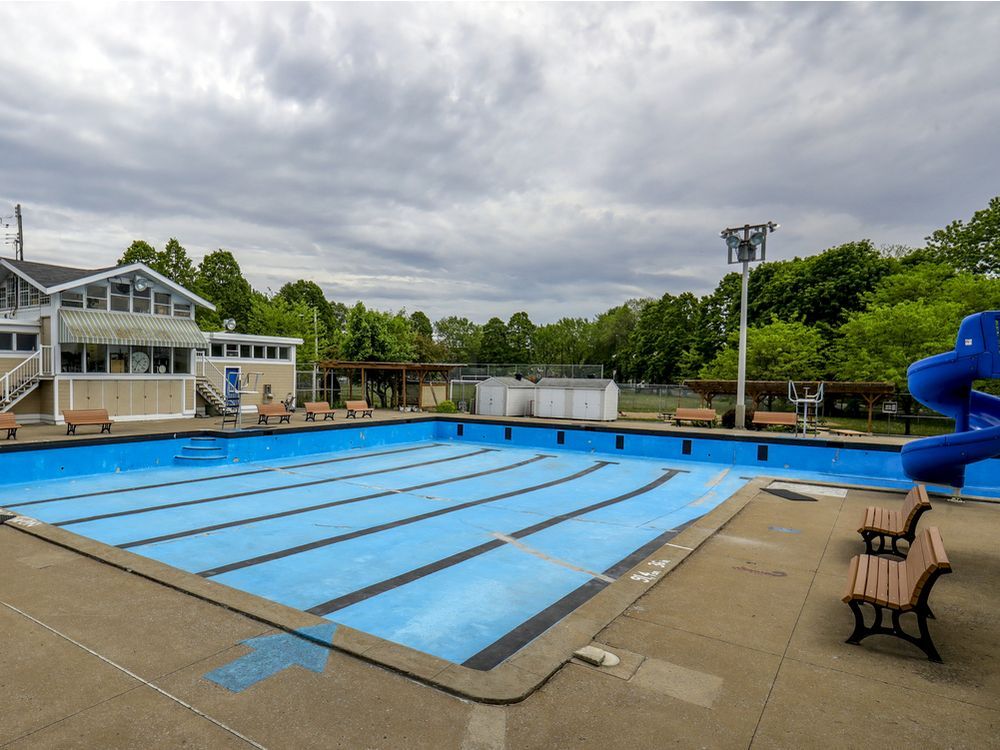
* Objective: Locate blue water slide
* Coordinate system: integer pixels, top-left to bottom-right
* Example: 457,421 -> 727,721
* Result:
900,311 -> 1000,488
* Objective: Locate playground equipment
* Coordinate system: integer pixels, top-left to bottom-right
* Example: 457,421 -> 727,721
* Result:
788,380 -> 824,436
900,311 -> 1000,488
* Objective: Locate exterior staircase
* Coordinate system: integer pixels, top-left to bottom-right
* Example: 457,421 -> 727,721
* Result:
196,376 -> 228,413
1,347 -> 52,412
174,436 -> 228,464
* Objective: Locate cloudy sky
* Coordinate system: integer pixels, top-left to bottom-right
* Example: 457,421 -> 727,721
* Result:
1,3 -> 998,323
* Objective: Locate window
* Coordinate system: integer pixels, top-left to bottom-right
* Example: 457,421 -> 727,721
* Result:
225,343 -> 239,357
61,344 -> 84,372
18,282 -> 45,307
173,348 -> 190,374
240,344 -> 252,358
86,285 -> 107,310
0,277 -> 15,309
133,286 -> 150,314
109,345 -> 130,374
253,345 -> 264,358
110,282 -> 131,312
154,292 -> 171,316
267,346 -> 278,359
279,347 -> 290,360
86,344 -> 108,373
210,343 -> 224,357
173,303 -> 191,318
15,333 -> 37,351
62,291 -> 84,308
130,346 -> 151,373
152,347 -> 171,374
0,332 -> 12,350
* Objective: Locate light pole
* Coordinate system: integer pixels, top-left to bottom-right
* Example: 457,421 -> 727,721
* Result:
720,221 -> 778,429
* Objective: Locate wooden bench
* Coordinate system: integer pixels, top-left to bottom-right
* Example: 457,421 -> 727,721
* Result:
673,408 -> 717,427
62,409 -> 113,435
858,484 -> 932,556
0,411 -> 21,439
345,400 -> 373,419
257,403 -> 291,425
751,411 -> 797,430
842,526 -> 952,661
304,401 -> 336,422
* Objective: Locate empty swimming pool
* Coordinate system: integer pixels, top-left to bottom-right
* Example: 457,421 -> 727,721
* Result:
1,418 -> 996,669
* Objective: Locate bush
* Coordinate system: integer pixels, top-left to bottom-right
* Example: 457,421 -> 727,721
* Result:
436,400 -> 458,413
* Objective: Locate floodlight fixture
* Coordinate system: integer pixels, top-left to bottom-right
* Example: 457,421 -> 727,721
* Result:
133,276 -> 149,292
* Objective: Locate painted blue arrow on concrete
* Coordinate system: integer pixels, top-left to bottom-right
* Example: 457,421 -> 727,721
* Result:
204,623 -> 338,692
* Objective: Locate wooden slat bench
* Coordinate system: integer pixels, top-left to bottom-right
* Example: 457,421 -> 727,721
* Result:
345,400 -> 373,419
751,411 -> 797,430
257,403 -> 291,425
673,407 -> 717,427
858,484 -> 932,556
62,409 -> 113,435
0,411 -> 21,439
842,526 -> 952,661
304,401 -> 336,422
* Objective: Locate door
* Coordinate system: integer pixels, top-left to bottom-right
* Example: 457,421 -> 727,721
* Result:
572,389 -> 602,420
225,367 -> 241,405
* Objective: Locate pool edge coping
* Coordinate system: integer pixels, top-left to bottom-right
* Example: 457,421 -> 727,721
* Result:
0,477 -> 767,703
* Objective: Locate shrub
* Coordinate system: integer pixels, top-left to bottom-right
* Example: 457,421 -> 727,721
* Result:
436,400 -> 458,413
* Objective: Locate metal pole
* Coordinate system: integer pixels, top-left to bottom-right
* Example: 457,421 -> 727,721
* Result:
735,256 -> 750,429
15,204 -> 23,260
313,308 -> 318,359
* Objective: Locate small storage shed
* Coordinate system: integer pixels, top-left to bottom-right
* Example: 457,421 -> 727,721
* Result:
475,376 -> 536,416
534,378 -> 619,421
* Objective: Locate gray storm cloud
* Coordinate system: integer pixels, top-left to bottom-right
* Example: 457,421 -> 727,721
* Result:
0,2 -> 997,322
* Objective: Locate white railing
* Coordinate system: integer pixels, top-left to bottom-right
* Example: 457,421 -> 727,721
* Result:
2,345 -> 51,406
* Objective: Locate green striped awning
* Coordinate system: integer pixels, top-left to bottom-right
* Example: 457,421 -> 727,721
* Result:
59,309 -> 208,348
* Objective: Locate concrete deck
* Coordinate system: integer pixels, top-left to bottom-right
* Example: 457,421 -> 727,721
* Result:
2,416 -> 998,748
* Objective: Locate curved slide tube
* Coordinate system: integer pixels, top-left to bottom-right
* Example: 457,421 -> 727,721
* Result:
900,311 -> 1000,488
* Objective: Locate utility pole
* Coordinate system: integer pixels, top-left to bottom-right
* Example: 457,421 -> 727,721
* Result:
14,204 -> 23,260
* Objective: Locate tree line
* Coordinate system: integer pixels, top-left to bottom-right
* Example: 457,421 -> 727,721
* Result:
120,194 -> 1000,386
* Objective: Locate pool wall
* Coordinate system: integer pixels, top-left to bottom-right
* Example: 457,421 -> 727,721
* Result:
0,416 -> 996,497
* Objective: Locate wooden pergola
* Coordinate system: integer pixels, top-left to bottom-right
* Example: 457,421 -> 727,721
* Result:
683,380 -> 896,432
317,360 -> 465,410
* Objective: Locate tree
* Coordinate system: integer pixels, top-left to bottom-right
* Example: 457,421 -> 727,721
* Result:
342,303 -> 415,406
629,292 -> 700,382
408,311 -> 433,340
245,293 -> 326,363
119,240 -> 159,267
507,311 -> 536,363
864,263 -> 957,307
434,316 -> 481,362
699,320 -> 826,381
533,318 -> 593,365
925,195 -> 1000,276
478,317 -> 511,363
195,250 -> 253,330
276,280 -> 342,336
118,238 -> 196,288
589,301 -> 641,380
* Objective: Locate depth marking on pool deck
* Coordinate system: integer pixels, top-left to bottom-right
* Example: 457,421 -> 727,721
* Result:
54,447 -> 496,526
118,453 -> 554,548
198,459 -> 608,578
5,442 -> 443,509
307,468 -> 680,617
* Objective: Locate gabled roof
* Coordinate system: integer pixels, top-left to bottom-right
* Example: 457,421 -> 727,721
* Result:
478,376 -> 536,387
2,259 -> 118,288
0,258 -> 215,310
536,378 -> 616,389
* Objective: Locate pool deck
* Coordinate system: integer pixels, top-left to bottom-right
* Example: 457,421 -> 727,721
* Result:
2,414 -> 998,748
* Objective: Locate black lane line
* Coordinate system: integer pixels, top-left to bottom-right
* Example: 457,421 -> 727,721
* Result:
54,448 -> 496,527
6,443 -> 444,509
462,519 -> 695,671
307,468 -> 679,617
200,459 -> 609,579
119,453 -> 553,549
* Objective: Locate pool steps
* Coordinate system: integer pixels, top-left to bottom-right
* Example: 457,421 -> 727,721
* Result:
174,437 -> 227,464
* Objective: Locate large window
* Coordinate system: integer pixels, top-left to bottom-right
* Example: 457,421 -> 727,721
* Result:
109,345 -> 130,374
61,291 -> 84,308
0,332 -> 11,350
0,332 -> 37,351
154,292 -> 171,316
86,285 -> 107,310
173,303 -> 191,318
110,282 -> 131,312
133,287 -> 151,314
206,341 -> 293,361
152,347 -> 171,374
85,344 -> 108,373
61,344 -> 84,372
0,277 -> 15,309
173,348 -> 191,374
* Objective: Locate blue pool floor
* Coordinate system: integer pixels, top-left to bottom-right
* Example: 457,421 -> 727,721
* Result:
0,438 -> 908,668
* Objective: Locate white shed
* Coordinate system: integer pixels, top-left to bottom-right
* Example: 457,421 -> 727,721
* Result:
475,376 -> 536,416
534,378 -> 619,421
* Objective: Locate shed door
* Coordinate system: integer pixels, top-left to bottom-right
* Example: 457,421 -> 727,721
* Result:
535,389 -> 559,418
572,389 -> 601,420
478,386 -> 504,416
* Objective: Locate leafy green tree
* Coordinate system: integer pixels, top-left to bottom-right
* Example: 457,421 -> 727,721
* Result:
245,293 -> 326,363
833,301 -> 967,387
276,280 -> 343,337
864,263 -> 957,307
195,250 -> 253,330
433,316 -> 481,362
342,303 -> 415,362
925,195 -> 1000,276
533,318 -> 593,365
478,317 -> 511,363
699,320 -> 826,381
629,292 -> 700,382
408,311 -> 433,339
589,301 -> 641,380
119,240 -> 159,267
118,238 -> 196,288
693,273 -> 741,363
507,311 -> 536,363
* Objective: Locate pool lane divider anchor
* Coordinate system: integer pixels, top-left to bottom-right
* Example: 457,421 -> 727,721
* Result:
204,623 -> 338,693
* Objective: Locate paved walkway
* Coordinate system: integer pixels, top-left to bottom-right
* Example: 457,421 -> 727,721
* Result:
3,478 -> 997,748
